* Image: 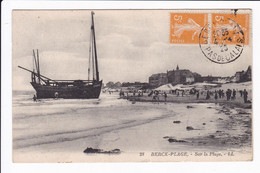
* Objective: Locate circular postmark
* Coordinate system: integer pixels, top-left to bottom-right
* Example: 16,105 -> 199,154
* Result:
199,18 -> 244,64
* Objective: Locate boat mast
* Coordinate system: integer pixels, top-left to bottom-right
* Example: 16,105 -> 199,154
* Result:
88,31 -> 91,81
91,11 -> 99,82
36,49 -> 41,84
92,36 -> 95,80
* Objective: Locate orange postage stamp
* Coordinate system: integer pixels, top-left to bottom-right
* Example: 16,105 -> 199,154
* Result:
211,13 -> 250,45
170,12 -> 250,45
170,13 -> 208,44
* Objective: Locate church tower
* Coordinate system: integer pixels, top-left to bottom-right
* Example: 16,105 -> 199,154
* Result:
176,65 -> 179,70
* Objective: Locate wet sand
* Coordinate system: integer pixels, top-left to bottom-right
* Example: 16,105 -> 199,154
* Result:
124,94 -> 252,148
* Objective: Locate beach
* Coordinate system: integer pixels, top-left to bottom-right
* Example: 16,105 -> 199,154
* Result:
12,90 -> 252,162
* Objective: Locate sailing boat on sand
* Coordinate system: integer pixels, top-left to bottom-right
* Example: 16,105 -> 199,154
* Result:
18,11 -> 102,99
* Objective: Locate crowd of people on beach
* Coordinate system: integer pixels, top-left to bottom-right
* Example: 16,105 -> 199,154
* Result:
149,90 -> 168,102
195,89 -> 249,103
119,88 -> 250,104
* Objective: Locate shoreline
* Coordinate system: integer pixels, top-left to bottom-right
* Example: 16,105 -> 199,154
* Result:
122,94 -> 252,153
123,95 -> 252,109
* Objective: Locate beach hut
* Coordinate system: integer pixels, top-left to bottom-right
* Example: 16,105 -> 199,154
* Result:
190,82 -> 219,90
154,84 -> 175,93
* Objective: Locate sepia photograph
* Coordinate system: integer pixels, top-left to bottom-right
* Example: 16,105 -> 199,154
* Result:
12,9 -> 252,162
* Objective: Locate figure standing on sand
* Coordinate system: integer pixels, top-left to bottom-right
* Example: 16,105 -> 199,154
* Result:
243,89 -> 248,103
33,94 -> 37,102
206,90 -> 210,100
119,90 -> 124,97
218,89 -> 222,99
164,92 -> 167,102
54,92 -> 59,99
214,90 -> 218,100
227,89 -> 229,100
196,91 -> 199,100
226,89 -> 232,101
232,89 -> 236,100
152,91 -> 159,101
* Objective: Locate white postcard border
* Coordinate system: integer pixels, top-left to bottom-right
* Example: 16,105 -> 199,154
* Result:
2,1 -> 260,173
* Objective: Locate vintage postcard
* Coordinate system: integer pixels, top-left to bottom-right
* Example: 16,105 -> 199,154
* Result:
12,9 -> 252,162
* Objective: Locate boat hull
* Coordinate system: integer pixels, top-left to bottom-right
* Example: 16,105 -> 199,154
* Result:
31,81 -> 102,99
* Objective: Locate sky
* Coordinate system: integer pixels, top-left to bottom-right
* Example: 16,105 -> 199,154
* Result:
12,10 -> 252,90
